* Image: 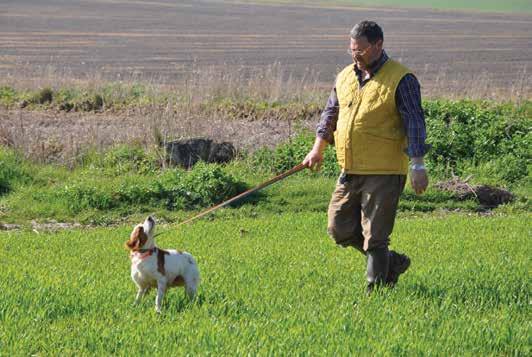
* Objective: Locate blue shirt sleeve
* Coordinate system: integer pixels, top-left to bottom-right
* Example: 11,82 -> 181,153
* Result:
316,87 -> 339,145
395,74 -> 431,157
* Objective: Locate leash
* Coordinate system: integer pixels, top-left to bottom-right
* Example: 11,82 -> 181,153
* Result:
153,163 -> 306,238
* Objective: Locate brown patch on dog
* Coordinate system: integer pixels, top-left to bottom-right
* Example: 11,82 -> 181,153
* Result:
158,248 -> 185,286
125,226 -> 148,252
157,248 -> 170,275
171,275 -> 185,287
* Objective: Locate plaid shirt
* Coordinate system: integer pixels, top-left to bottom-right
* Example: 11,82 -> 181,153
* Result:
317,51 -> 430,158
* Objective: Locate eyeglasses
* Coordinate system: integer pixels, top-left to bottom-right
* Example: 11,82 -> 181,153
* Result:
347,45 -> 372,57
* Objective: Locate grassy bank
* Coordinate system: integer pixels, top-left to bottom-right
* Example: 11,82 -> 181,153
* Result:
0,151 -> 528,226
0,94 -> 530,224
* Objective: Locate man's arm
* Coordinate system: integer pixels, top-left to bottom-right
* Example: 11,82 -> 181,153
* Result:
396,74 -> 430,195
303,87 -> 339,171
316,87 -> 339,145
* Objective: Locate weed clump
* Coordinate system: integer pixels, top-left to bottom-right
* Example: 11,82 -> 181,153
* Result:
0,149 -> 32,195
37,87 -> 53,104
52,162 -> 245,214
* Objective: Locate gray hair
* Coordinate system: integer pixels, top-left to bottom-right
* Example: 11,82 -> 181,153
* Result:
350,21 -> 384,44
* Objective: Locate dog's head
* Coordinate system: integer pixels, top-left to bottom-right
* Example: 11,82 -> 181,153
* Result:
125,216 -> 156,251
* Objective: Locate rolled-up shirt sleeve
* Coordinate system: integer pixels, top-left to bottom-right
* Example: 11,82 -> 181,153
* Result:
396,74 -> 431,157
316,87 -> 339,145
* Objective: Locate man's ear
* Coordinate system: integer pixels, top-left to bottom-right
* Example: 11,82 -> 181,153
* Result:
375,39 -> 383,50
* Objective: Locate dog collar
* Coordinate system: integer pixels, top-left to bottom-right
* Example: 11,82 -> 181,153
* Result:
130,248 -> 156,260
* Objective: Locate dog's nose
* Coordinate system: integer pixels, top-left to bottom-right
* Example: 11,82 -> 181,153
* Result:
147,216 -> 154,222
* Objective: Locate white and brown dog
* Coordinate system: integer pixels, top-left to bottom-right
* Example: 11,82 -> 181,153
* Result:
125,216 -> 200,313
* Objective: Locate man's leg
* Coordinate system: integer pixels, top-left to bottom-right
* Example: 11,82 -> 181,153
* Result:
360,175 -> 407,292
366,246 -> 390,293
327,174 -> 365,254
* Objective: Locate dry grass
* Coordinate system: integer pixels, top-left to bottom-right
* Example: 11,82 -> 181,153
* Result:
0,63 -> 530,166
422,64 -> 530,104
0,64 -> 324,166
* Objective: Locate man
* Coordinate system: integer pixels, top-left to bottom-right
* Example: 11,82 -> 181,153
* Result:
303,21 -> 429,293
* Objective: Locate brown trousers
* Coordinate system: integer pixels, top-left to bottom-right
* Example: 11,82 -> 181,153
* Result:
327,174 -> 406,253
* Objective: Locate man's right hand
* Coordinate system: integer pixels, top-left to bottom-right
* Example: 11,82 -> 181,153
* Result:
302,137 -> 329,171
303,149 -> 324,171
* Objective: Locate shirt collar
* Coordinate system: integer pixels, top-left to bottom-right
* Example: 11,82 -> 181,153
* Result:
354,50 -> 388,77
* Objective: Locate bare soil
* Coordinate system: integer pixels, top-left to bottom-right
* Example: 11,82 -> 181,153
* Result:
1,0 -> 531,158
2,0 -> 531,96
434,177 -> 514,208
0,107 -> 316,162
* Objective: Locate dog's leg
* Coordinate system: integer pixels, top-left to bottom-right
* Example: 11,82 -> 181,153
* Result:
155,280 -> 167,313
184,273 -> 199,300
134,286 -> 149,305
185,284 -> 197,300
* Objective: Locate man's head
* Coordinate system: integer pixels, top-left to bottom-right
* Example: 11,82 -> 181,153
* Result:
348,21 -> 384,72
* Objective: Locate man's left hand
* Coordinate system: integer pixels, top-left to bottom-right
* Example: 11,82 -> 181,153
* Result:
410,168 -> 428,195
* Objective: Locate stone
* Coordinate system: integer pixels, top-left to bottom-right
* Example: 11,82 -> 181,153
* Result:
165,138 -> 236,169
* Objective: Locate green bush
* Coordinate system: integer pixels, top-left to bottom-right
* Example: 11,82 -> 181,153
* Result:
102,144 -> 159,175
0,149 -> 32,195
51,163 -> 245,214
58,183 -> 117,212
0,86 -> 17,107
54,87 -> 79,111
180,162 -> 246,208
251,131 -> 339,177
424,100 -> 531,184
36,87 -> 53,104
54,88 -> 104,112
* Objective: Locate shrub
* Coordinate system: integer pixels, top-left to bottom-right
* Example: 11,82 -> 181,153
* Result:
180,162 -> 246,208
102,144 -> 159,175
0,86 -> 17,107
424,100 -> 531,183
0,149 -> 32,195
58,183 -> 117,212
251,131 -> 339,177
51,163 -> 245,214
37,87 -> 53,104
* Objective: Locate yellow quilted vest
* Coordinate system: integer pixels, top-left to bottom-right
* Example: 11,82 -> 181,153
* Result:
334,59 -> 411,174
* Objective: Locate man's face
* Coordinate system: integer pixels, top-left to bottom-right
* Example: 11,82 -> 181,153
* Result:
349,36 -> 383,72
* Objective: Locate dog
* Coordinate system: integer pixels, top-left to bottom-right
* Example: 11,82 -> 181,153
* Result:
125,216 -> 200,313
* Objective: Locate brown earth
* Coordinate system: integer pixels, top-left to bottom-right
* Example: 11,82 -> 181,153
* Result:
1,0 -> 531,97
0,107 -> 315,163
0,0 -> 531,159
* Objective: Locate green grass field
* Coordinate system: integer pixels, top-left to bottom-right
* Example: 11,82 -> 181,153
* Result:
1,213 -> 529,355
248,0 -> 532,13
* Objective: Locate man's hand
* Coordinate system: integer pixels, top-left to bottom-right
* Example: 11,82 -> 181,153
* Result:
410,158 -> 428,195
303,137 -> 328,172
411,169 -> 428,195
303,149 -> 324,171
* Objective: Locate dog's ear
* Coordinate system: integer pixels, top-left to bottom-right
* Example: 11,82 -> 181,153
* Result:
126,226 -> 145,251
